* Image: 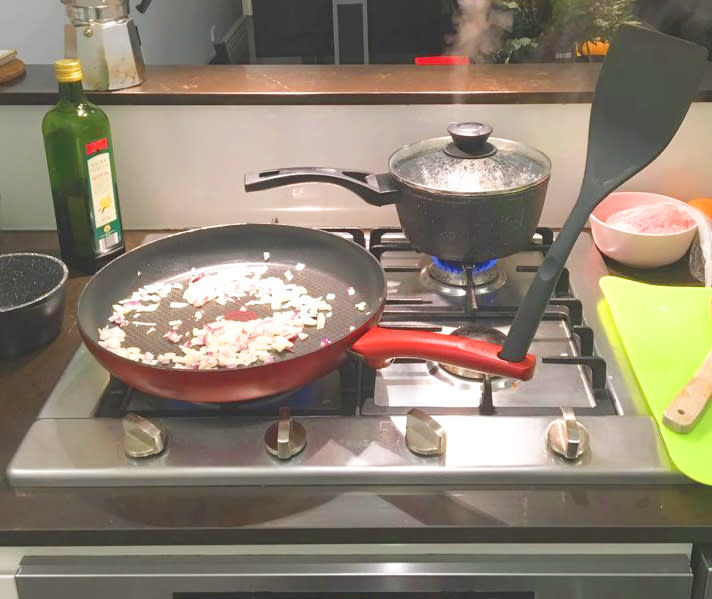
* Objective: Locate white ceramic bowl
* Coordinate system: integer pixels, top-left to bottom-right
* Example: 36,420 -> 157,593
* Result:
590,192 -> 697,268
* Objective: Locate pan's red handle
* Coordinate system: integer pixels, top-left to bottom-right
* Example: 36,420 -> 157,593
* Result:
351,327 -> 536,381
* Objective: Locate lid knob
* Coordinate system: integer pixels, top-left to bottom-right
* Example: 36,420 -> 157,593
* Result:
444,122 -> 496,159
448,122 -> 493,153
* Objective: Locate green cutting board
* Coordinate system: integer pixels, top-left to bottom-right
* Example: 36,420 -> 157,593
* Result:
600,276 -> 712,484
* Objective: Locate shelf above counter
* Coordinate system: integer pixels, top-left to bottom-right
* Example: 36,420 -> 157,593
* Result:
3,62 -> 712,106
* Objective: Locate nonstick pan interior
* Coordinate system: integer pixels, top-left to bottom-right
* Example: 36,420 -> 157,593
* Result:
78,224 -> 386,369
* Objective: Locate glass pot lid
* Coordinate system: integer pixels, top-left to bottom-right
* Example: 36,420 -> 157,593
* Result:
388,122 -> 551,196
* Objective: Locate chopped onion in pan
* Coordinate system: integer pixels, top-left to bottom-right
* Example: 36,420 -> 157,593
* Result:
98,264 -> 346,370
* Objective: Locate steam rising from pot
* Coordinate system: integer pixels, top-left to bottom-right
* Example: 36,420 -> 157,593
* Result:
447,0 -> 513,62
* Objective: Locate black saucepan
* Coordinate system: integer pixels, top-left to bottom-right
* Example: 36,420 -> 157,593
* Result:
244,122 -> 551,263
0,253 -> 68,358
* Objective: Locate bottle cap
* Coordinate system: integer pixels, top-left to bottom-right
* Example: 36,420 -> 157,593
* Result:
54,59 -> 82,83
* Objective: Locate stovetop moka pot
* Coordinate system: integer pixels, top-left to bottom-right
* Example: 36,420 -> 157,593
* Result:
62,0 -> 148,91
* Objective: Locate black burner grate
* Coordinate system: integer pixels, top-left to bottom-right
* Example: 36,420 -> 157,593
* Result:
369,226 -> 614,416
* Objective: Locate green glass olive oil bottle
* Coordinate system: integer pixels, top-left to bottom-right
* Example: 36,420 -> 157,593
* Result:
42,58 -> 125,274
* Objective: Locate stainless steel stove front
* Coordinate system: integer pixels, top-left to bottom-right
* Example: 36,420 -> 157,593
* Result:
15,550 -> 693,599
6,232 -> 683,487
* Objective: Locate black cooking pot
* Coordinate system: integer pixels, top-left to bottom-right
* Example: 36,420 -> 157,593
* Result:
0,253 -> 68,358
244,122 -> 551,263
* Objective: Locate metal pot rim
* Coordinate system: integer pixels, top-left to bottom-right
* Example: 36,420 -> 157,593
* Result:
0,253 -> 68,314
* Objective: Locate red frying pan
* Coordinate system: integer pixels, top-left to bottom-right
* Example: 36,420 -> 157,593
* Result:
77,224 -> 535,403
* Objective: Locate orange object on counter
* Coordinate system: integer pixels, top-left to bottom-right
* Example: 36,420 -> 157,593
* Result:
688,198 -> 712,220
577,39 -> 610,57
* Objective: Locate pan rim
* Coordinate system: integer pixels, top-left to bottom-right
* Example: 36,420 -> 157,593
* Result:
77,223 -> 387,375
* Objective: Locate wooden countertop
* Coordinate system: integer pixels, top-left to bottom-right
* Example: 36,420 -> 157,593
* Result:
2,63 -> 711,106
1,230 -> 712,546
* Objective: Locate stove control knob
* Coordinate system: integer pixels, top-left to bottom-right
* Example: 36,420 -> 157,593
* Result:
123,413 -> 167,459
406,408 -> 447,456
264,407 -> 307,460
546,407 -> 589,460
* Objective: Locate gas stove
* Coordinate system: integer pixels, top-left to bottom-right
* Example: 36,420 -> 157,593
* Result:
7,228 -> 680,487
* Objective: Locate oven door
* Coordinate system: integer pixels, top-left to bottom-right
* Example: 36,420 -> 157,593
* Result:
16,552 -> 692,599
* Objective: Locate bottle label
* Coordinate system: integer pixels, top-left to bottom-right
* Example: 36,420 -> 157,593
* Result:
85,137 -> 123,255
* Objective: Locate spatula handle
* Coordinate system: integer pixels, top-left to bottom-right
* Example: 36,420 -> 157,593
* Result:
500,200 -> 594,362
663,349 -> 712,433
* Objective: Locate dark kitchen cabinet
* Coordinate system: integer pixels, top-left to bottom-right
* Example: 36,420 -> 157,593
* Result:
251,0 -> 455,64
252,0 -> 334,62
635,0 -> 712,58
368,0 -> 455,63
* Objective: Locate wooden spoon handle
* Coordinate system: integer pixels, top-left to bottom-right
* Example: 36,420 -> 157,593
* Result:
663,349 -> 712,433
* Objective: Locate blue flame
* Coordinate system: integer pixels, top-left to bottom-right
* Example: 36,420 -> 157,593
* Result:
431,257 -> 497,274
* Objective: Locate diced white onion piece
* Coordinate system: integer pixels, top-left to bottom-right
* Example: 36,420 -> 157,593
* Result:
164,330 -> 183,343
108,312 -> 129,327
264,251 -> 271,261
347,287 -> 355,296
326,293 -> 335,301
102,262 -> 340,370
98,326 -> 126,350
134,303 -> 159,313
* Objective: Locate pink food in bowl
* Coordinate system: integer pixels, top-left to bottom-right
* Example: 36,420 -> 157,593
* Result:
590,192 -> 697,268
605,202 -> 695,234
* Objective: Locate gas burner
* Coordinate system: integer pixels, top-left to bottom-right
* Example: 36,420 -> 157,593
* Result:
95,366 -> 349,418
438,325 -> 509,381
419,257 -> 507,296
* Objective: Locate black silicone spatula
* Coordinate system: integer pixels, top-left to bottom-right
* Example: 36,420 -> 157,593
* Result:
500,23 -> 708,363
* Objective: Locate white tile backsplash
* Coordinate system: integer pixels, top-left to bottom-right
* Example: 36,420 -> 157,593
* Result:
1,102 -> 711,230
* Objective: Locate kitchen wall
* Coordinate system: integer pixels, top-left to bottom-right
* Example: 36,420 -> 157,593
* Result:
0,0 -> 240,65
1,102 -> 711,230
